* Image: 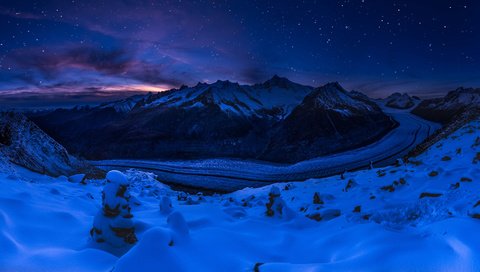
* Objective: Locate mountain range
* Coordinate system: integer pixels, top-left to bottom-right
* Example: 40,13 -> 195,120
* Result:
29,76 -> 396,163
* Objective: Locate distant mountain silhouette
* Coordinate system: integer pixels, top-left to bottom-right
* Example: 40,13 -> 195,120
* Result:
30,77 -> 394,163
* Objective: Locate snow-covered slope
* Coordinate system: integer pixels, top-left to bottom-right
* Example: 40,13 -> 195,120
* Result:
98,94 -> 150,113
0,115 -> 478,271
384,92 -> 418,109
413,87 -> 480,123
94,75 -> 313,118
0,112 -> 80,176
305,82 -> 375,114
433,87 -> 480,109
140,75 -> 313,118
349,90 -> 371,101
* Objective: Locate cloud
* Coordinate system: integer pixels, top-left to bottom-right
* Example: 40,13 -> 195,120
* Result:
0,0 -> 262,94
6,45 -> 184,87
67,46 -> 131,74
10,46 -> 131,76
125,62 -> 184,86
0,86 -> 150,109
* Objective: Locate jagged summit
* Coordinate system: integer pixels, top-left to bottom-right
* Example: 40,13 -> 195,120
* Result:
258,75 -> 302,89
254,75 -> 312,95
444,87 -> 480,105
99,94 -> 147,113
384,92 -> 418,109
349,90 -> 371,101
322,81 -> 344,90
97,76 -> 316,116
412,87 -> 480,123
133,76 -> 314,118
454,86 -> 476,92
211,79 -> 240,88
302,82 -> 374,114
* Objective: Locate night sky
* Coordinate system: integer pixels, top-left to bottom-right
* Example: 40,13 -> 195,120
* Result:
0,0 -> 479,108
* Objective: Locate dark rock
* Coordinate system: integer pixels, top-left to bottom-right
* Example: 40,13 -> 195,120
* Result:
419,192 -> 443,199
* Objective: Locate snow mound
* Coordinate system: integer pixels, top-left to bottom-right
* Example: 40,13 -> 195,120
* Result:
159,196 -> 174,215
91,171 -> 137,252
113,227 -> 185,272
106,170 -> 129,186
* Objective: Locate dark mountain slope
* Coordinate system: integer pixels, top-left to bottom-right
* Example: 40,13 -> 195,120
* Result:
260,83 -> 394,162
30,78 -> 395,163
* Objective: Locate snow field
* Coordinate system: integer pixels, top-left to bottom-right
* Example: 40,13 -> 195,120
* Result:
0,120 -> 479,271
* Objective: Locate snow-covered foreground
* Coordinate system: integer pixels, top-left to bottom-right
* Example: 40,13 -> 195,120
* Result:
93,107 -> 440,191
0,119 -> 479,271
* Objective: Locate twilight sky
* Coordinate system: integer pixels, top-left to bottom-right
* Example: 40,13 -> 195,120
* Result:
0,0 -> 479,108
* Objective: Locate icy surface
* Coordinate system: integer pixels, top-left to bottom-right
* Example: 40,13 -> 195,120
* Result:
0,119 -> 479,271
92,106 -> 440,191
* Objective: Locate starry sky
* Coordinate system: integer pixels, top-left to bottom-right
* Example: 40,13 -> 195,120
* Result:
0,0 -> 479,108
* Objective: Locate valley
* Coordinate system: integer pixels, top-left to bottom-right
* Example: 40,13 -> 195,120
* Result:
92,105 -> 440,191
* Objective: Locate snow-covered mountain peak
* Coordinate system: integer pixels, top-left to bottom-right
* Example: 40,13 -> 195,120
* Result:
211,79 -> 240,88
412,86 -> 479,123
384,92 -> 418,109
349,90 -> 369,99
445,87 -> 480,106
257,75 -> 304,90
204,80 -> 245,96
454,86 -> 475,92
323,81 -> 344,90
252,75 -> 313,92
305,82 -> 374,114
93,77 -> 386,120
137,77 -> 314,118
99,94 -> 150,113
